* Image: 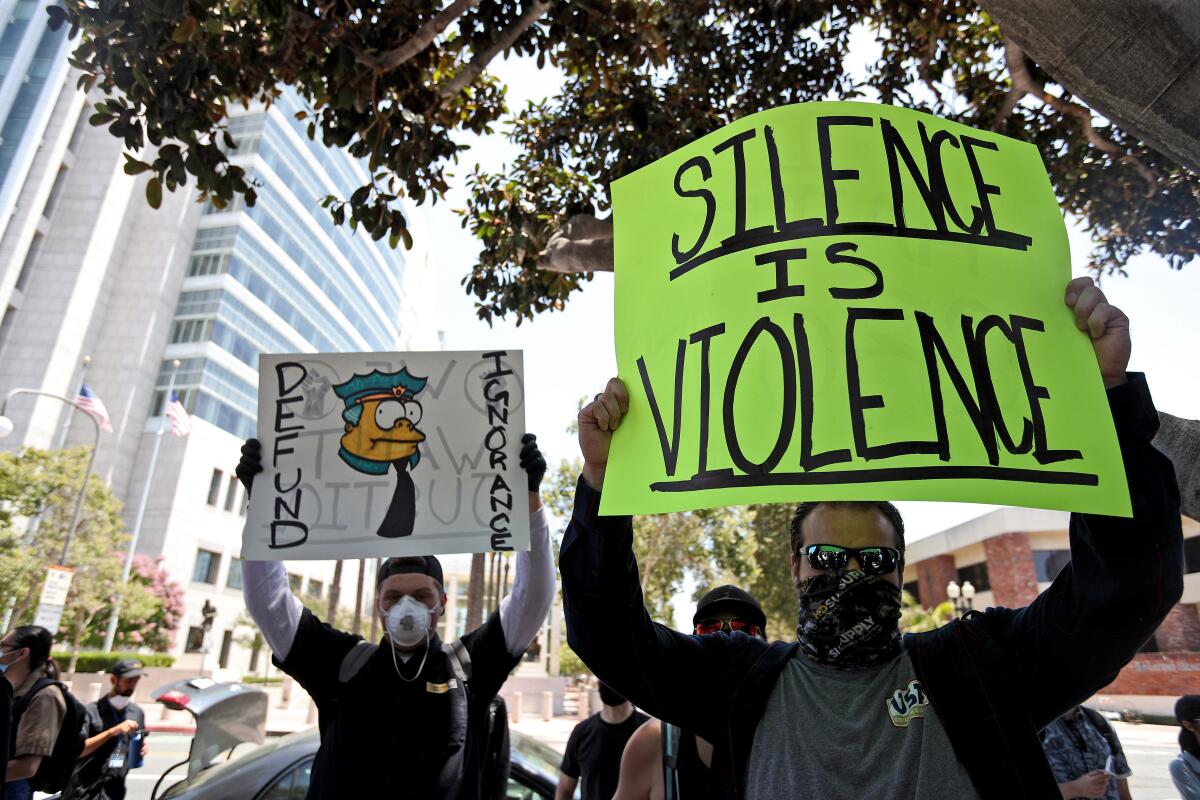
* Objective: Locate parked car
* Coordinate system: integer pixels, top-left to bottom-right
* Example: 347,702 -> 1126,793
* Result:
151,726 -> 564,799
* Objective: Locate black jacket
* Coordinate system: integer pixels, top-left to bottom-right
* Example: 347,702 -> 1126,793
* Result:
560,374 -> 1183,800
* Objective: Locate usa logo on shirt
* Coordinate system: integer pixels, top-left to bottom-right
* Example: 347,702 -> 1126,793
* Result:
886,680 -> 928,728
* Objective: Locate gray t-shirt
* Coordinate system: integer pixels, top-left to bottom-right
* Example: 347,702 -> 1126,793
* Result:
745,649 -> 981,799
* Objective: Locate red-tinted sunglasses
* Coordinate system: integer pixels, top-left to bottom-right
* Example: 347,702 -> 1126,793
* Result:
694,617 -> 763,638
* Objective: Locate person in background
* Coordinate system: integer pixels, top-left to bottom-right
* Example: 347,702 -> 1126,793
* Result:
614,586 -> 768,800
72,660 -> 149,800
558,684 -> 649,800
237,433 -> 556,799
1,626 -> 65,800
1040,705 -> 1132,800
1171,695 -> 1200,800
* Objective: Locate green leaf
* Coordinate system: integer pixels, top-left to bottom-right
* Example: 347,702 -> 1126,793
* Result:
123,154 -> 152,175
88,112 -> 115,126
146,177 -> 163,209
171,16 -> 197,44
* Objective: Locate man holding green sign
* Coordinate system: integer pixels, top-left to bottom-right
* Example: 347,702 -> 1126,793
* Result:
560,102 -> 1183,799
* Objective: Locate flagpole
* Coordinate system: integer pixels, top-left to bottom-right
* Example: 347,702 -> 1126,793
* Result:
103,360 -> 179,652
55,355 -> 91,450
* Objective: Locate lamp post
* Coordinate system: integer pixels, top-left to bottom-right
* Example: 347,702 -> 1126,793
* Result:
102,359 -> 179,651
945,580 -> 976,617
0,387 -> 102,565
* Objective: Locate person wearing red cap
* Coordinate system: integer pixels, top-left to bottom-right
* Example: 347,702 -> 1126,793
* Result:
237,433 -> 555,799
613,587 -> 768,800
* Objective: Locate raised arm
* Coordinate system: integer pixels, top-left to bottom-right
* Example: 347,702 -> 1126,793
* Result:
236,439 -> 304,659
560,380 -> 761,741
498,434 -> 557,656
991,279 -> 1184,727
1154,411 -> 1200,521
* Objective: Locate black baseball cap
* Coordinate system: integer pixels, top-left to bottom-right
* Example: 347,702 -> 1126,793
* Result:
377,556 -> 444,589
1176,694 -> 1200,722
109,659 -> 144,679
693,585 -> 766,630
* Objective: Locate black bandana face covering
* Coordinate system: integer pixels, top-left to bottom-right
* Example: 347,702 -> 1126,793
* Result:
797,569 -> 902,669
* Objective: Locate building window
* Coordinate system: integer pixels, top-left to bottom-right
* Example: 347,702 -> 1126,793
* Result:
288,573 -> 302,593
224,475 -> 239,512
218,630 -> 233,669
902,581 -> 921,606
184,626 -> 205,653
1033,550 -> 1072,583
193,549 -> 221,584
206,469 -> 223,506
1184,536 -> 1200,575
226,557 -> 243,590
307,579 -> 324,599
956,562 -> 991,593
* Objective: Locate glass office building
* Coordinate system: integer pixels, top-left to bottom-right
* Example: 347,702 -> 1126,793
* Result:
153,91 -> 411,439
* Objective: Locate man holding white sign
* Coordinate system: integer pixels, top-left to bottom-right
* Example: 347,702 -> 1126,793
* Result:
237,432 -> 554,799
561,278 -> 1183,799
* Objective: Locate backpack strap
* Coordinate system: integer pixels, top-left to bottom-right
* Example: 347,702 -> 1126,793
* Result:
338,640 -> 378,684
1080,706 -> 1121,759
443,638 -> 472,684
662,722 -> 680,800
12,677 -> 57,722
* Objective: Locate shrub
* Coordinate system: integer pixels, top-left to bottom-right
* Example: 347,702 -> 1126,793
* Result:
53,651 -> 175,673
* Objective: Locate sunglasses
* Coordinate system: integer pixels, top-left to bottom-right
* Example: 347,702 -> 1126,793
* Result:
694,617 -> 763,638
799,544 -> 901,576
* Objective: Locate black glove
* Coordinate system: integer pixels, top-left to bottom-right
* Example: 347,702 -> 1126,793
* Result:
236,438 -> 264,497
519,433 -> 546,492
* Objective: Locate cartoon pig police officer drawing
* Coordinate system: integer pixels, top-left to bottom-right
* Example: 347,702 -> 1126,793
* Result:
333,367 -> 427,538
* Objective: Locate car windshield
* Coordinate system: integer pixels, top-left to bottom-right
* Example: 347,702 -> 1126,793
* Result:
511,730 -> 563,784
159,732 -> 308,798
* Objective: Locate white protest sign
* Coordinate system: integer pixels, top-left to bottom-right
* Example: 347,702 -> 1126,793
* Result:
243,350 -> 529,560
32,565 -> 73,632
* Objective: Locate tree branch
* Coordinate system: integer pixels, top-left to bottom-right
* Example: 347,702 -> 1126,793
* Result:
998,38 -> 1157,198
537,214 -> 613,273
357,0 -> 481,71
438,0 -> 552,99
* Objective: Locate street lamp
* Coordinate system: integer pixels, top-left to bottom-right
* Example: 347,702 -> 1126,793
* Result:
0,386 -> 101,565
946,580 -> 976,616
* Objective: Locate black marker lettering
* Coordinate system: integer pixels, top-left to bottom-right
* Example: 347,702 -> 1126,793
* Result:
671,156 -> 717,263
754,248 -> 807,303
713,128 -> 773,247
689,324 -> 727,479
845,308 -> 940,460
794,313 -> 851,471
722,317 -> 796,475
825,242 -> 883,299
915,311 -> 999,464
637,341 -> 687,477
817,115 -> 874,226
1010,315 -> 1082,464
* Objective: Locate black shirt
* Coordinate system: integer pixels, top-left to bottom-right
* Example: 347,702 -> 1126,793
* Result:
277,607 -> 520,799
74,696 -> 145,800
561,709 -> 650,800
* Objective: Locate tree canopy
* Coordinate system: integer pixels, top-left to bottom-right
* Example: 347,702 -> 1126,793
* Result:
0,448 -> 175,667
57,0 -> 1198,324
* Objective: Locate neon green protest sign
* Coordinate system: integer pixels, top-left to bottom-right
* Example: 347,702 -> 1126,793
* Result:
603,102 -> 1130,517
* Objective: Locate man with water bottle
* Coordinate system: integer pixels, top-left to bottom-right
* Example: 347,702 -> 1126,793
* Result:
72,660 -> 148,800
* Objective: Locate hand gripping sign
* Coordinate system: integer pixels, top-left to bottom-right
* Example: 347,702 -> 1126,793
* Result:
602,101 -> 1130,517
243,350 -> 530,560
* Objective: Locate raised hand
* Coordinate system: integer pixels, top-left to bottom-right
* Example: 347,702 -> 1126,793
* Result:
577,377 -> 629,490
1065,277 -> 1130,389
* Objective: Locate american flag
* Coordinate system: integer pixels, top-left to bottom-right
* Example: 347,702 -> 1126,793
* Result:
164,390 -> 192,437
74,384 -> 113,432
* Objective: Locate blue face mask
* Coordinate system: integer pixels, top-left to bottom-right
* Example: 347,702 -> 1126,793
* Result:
0,649 -> 19,674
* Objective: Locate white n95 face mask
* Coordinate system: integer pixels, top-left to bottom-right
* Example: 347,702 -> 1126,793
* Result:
383,595 -> 434,649
108,694 -> 132,711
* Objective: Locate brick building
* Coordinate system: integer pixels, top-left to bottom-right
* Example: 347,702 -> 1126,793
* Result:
906,509 -> 1200,695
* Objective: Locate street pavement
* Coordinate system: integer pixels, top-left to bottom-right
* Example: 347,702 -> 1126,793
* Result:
112,723 -> 1183,800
